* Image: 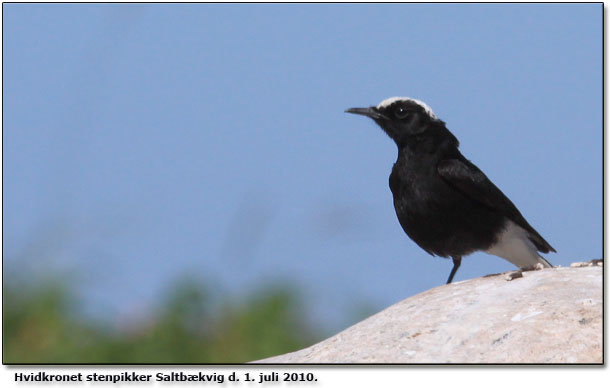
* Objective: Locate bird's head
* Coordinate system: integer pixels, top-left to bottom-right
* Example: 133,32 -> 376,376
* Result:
346,97 -> 442,147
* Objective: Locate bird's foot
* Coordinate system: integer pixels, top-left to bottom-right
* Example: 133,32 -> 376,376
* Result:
482,270 -> 522,281
483,272 -> 502,278
504,270 -> 524,281
502,263 -> 546,281
483,263 -> 545,282
520,263 -> 546,272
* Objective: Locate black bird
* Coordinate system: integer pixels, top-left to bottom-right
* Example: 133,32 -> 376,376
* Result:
346,97 -> 555,284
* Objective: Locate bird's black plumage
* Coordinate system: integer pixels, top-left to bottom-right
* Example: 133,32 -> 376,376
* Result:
346,97 -> 555,283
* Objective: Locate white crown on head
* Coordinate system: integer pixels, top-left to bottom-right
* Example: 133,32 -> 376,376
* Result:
377,97 -> 437,119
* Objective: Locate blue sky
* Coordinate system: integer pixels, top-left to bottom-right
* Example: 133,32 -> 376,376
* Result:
3,3 -> 602,330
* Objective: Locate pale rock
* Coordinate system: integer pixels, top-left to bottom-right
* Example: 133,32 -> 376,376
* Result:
254,265 -> 602,363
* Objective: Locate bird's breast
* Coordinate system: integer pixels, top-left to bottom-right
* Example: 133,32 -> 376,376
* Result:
388,161 -> 499,257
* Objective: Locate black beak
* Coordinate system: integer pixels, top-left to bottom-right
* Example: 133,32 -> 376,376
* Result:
345,107 -> 388,120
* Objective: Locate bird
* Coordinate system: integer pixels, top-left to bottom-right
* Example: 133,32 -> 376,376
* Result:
345,97 -> 555,284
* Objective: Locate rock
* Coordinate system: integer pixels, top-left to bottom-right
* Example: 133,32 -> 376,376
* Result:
254,265 -> 602,363
571,259 -> 603,268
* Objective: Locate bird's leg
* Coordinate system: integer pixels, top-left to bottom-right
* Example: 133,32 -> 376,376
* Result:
446,256 -> 462,284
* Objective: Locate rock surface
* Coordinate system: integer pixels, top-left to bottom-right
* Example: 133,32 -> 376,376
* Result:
255,265 -> 602,363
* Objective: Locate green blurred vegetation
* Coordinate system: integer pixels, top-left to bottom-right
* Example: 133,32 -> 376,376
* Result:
3,276 -> 323,363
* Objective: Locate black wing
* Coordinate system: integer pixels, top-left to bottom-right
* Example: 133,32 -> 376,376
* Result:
437,158 -> 556,253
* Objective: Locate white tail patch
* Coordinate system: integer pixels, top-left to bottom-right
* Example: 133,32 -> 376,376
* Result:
486,220 -> 552,269
376,97 -> 437,119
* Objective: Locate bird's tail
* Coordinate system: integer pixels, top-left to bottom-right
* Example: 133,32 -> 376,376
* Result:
486,221 -> 554,269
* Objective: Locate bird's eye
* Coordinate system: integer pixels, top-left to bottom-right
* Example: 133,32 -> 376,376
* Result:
395,106 -> 409,119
